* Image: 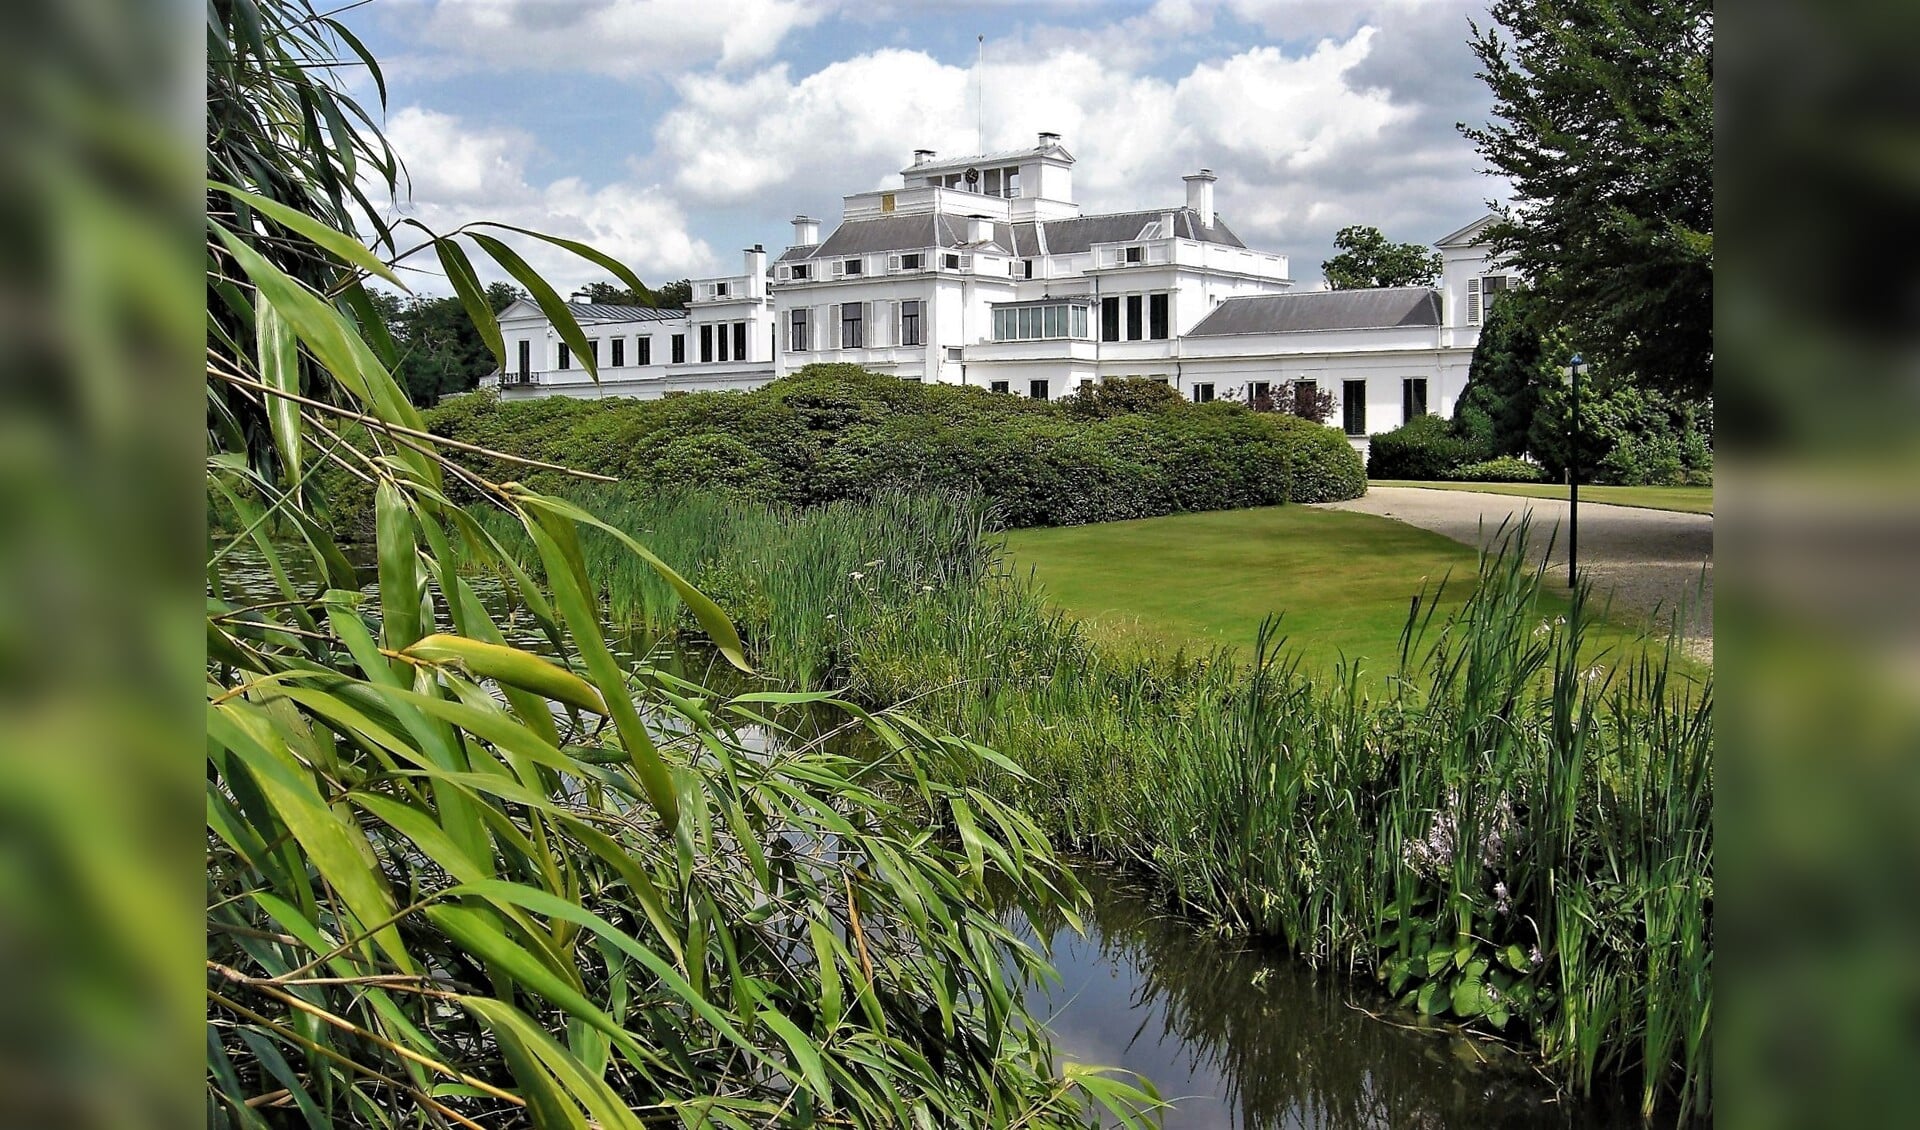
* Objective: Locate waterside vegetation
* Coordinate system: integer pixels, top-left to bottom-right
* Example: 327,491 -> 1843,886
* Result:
474,488 -> 1714,1119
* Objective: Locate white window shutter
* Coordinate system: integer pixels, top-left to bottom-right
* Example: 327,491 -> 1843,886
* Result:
887,253 -> 900,273
829,304 -> 841,349
1467,277 -> 1481,325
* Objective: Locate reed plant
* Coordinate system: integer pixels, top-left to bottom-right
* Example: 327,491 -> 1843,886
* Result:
526,487 -> 1713,1120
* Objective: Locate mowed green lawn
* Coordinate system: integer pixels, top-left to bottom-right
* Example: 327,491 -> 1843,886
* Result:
1002,506 -> 1694,679
1370,481 -> 1714,515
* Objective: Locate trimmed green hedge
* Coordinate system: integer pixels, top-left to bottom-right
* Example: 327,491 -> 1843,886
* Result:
1365,414 -> 1477,480
1450,456 -> 1549,483
402,367 -> 1364,530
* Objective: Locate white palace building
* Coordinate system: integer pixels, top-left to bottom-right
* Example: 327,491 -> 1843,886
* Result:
494,134 -> 1513,450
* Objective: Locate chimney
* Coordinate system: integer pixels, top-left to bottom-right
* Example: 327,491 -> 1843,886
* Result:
965,215 -> 994,244
791,215 -> 820,246
1159,210 -> 1176,239
912,148 -> 936,166
568,288 -> 593,305
1037,131 -> 1060,148
744,245 -> 767,297
1183,168 -> 1217,229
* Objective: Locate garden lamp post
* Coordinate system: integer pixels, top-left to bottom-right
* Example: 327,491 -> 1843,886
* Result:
1566,353 -> 1584,588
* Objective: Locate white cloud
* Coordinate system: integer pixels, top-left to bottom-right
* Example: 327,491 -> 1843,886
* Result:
358,2 -> 1502,288
374,107 -> 719,293
410,0 -> 827,79
657,50 -> 975,205
651,26 -> 1442,267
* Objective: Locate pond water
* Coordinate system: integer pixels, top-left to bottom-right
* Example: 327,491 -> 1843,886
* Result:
1019,862 -> 1636,1129
215,546 -> 1633,1127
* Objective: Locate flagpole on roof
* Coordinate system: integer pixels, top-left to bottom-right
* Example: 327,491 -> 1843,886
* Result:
976,34 -> 984,155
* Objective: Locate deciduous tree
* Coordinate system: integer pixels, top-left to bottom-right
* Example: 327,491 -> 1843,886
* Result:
1462,0 -> 1712,399
1321,225 -> 1443,290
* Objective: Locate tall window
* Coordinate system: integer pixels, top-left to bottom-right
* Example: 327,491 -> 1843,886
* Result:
611,337 -> 624,367
716,324 -> 729,362
789,308 -> 809,352
637,336 -> 652,365
1249,380 -> 1270,407
1029,379 -> 1049,400
1126,295 -> 1143,341
1402,377 -> 1428,422
900,299 -> 921,346
517,339 -> 530,379
1101,296 -> 1120,342
586,339 -> 599,366
700,324 -> 713,363
733,321 -> 747,361
841,303 -> 864,349
558,343 -> 571,370
1193,383 -> 1215,403
1149,293 -> 1169,340
1343,380 -> 1367,435
671,334 -> 685,364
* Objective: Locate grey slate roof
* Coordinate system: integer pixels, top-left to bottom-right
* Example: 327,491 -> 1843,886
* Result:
794,213 -> 1016,259
563,303 -> 685,324
783,206 -> 1243,262
1186,287 -> 1441,336
1040,208 -> 1246,253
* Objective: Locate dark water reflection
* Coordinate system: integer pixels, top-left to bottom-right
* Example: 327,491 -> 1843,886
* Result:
1018,862 -> 1636,1129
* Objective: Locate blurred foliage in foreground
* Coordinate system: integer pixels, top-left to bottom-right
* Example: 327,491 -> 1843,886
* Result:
201,1 -> 1152,1127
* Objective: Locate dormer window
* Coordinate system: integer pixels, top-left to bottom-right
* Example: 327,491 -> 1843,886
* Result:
843,259 -> 862,276
1124,246 -> 1143,264
713,281 -> 730,297
900,253 -> 921,270
944,253 -> 961,270
790,263 -> 811,280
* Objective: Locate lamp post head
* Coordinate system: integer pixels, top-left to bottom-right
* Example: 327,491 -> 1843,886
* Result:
1568,352 -> 1584,372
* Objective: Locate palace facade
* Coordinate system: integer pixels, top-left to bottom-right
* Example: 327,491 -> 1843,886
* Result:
494,135 -> 1513,450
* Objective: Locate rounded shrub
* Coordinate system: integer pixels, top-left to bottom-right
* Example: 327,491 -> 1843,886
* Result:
1366,414 -> 1475,480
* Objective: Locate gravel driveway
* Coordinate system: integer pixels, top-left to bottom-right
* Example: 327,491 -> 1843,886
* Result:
1318,487 -> 1713,655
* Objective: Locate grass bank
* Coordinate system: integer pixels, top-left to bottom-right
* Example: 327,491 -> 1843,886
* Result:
1370,481 -> 1715,514
1001,505 -> 1695,678
474,489 -> 1712,1119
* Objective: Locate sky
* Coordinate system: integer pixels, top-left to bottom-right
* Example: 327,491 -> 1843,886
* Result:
339,0 -> 1509,295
